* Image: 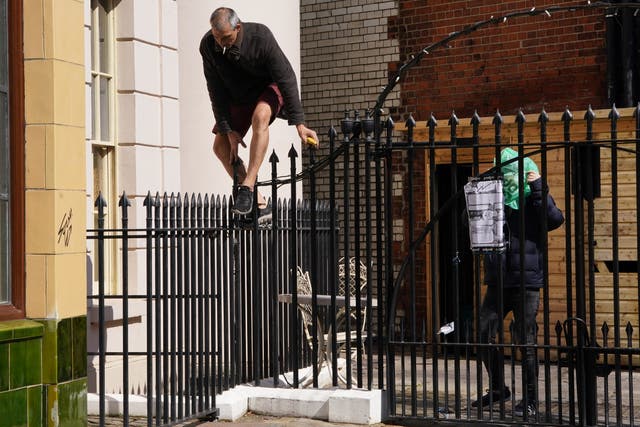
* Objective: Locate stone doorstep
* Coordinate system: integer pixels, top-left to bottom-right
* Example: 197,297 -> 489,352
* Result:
87,386 -> 383,425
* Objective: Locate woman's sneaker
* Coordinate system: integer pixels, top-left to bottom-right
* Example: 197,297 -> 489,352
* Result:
514,400 -> 537,417
471,387 -> 511,408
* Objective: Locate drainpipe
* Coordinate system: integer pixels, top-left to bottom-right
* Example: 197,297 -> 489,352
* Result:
620,8 -> 636,107
636,12 -> 640,103
606,5 -> 620,105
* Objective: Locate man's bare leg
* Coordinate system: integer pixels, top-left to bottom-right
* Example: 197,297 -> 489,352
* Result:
211,103 -> 271,207
212,133 -> 247,182
242,101 -> 271,207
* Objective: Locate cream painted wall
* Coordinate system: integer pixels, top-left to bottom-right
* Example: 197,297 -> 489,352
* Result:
178,1 -> 303,199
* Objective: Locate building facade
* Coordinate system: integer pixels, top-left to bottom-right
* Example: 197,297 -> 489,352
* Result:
1,0 -> 87,424
1,0 -> 305,425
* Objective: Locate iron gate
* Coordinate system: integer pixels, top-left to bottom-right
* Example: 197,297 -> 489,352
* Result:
384,106 -> 640,426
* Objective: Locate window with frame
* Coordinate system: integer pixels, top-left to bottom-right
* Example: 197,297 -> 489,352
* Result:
91,0 -> 118,295
0,0 -> 25,319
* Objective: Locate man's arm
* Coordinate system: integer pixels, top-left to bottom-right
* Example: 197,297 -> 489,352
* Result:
263,39 -> 304,125
262,33 -> 318,144
200,36 -> 233,134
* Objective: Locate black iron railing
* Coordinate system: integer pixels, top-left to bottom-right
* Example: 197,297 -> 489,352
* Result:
87,120 -> 389,425
88,104 -> 640,427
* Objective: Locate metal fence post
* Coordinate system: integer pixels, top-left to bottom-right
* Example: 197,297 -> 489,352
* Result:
118,192 -> 131,425
95,192 -> 107,427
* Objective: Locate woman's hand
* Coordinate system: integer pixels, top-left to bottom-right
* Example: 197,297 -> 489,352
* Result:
527,171 -> 541,182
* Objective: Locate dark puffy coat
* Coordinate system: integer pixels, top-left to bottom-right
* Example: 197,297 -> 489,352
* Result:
484,178 -> 564,289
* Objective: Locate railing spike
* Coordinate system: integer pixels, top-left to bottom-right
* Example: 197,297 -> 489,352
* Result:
427,113 -> 437,128
405,113 -> 416,129
470,110 -> 481,126
538,108 -> 549,124
625,321 -> 633,337
288,144 -> 298,158
118,192 -> 131,207
386,116 -> 395,129
584,104 -> 596,121
448,110 -> 459,126
492,109 -> 503,125
515,108 -> 526,124
170,192 -> 176,208
608,103 -> 620,120
269,149 -> 279,163
561,106 -> 573,122
95,191 -> 107,208
143,191 -> 152,207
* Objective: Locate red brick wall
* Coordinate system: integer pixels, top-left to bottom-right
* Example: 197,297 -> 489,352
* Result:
389,1 -> 608,121
387,1 -> 608,328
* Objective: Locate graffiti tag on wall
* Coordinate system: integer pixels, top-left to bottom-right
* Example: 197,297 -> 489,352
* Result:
57,209 -> 72,247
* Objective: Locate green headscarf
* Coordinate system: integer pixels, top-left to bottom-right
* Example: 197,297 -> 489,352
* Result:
499,148 -> 539,210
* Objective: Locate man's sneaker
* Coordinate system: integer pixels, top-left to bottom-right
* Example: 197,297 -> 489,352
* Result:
514,400 -> 537,417
232,185 -> 253,215
471,387 -> 511,408
257,205 -> 272,224
238,204 -> 272,228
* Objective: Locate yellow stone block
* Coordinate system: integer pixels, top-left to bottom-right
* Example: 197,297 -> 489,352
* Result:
24,59 -> 54,124
26,255 -> 48,318
25,125 -> 47,189
43,0 -> 53,59
53,0 -> 84,65
23,0 -> 45,59
53,60 -> 85,127
26,190 -> 87,254
50,253 -> 87,318
24,60 -> 84,127
42,0 -> 84,63
46,125 -> 86,191
25,190 -> 55,254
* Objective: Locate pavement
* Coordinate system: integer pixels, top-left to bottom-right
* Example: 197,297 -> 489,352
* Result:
92,414 -> 399,427
203,412 -> 400,426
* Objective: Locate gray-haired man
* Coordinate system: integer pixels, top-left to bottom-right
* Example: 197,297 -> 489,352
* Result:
200,7 -> 318,221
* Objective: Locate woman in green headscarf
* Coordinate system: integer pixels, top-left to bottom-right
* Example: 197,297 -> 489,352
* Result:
472,147 -> 564,417
499,147 -> 540,210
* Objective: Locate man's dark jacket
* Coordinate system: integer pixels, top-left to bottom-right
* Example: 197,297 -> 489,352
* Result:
484,178 -> 564,289
199,22 -> 304,134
